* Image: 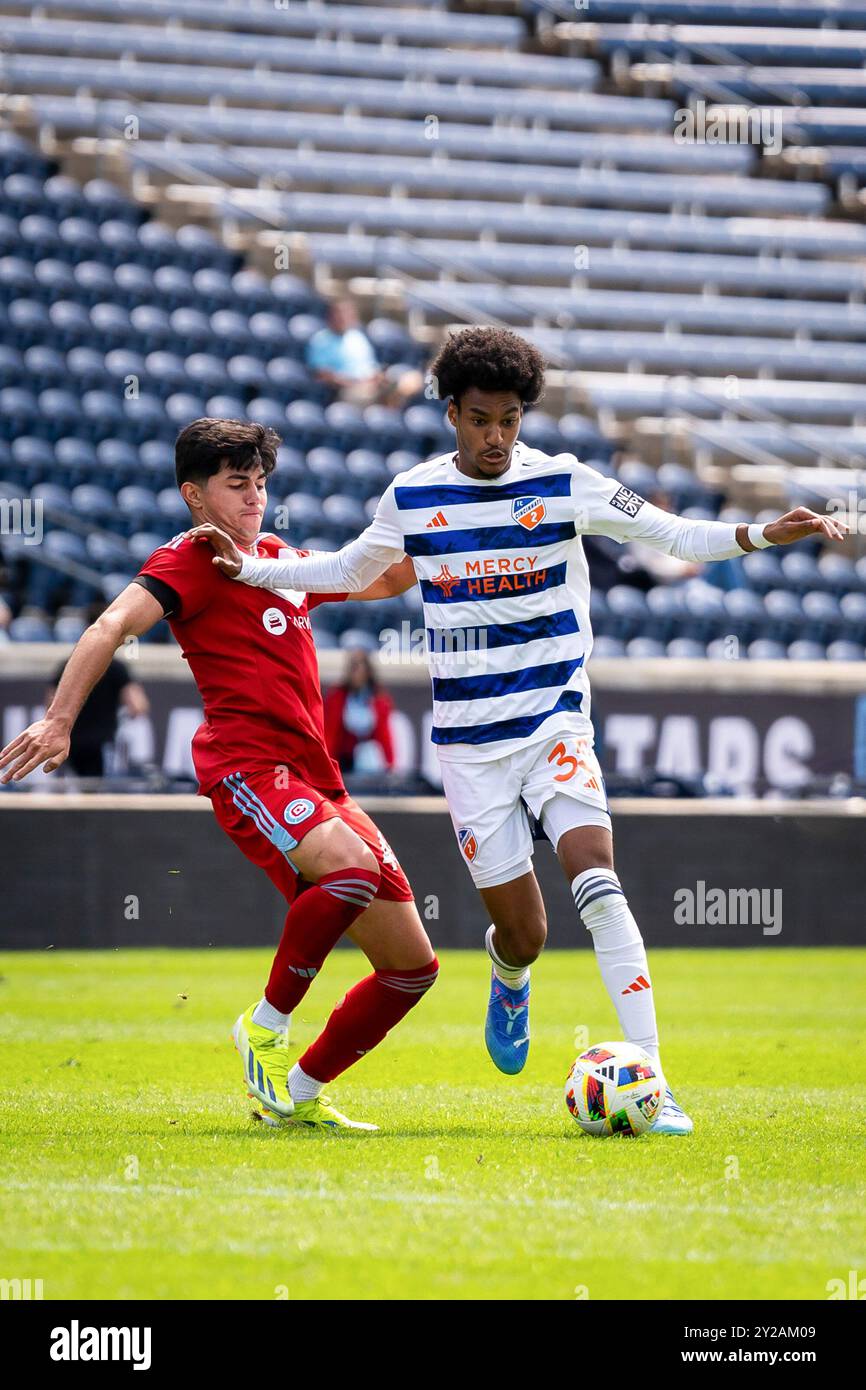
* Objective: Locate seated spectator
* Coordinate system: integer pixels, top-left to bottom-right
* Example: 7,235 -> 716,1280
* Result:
306,298 -> 423,407
324,649 -> 395,774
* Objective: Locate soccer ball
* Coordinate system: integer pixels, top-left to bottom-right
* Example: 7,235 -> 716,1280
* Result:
565,1041 -> 664,1137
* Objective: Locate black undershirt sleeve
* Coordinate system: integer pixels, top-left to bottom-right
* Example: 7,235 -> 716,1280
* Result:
132,573 -> 181,618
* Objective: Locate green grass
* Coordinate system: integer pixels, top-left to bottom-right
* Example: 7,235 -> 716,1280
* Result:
0,947 -> 864,1301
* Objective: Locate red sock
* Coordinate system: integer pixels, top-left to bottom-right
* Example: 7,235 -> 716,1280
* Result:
265,867 -> 380,1014
299,957 -> 439,1083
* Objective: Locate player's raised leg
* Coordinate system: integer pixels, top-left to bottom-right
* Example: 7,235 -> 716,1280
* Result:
212,773 -> 384,1118
553,818 -> 692,1136
284,896 -> 438,1131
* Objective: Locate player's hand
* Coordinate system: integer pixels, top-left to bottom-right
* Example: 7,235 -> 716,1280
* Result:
0,717 -> 71,783
185,523 -> 243,577
762,508 -> 848,547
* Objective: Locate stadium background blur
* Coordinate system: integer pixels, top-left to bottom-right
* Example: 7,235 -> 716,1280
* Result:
1,0 -> 865,947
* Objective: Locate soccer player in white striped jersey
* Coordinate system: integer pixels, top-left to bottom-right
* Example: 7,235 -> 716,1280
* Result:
188,327 -> 846,1135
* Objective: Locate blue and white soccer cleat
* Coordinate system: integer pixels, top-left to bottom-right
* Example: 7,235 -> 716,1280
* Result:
651,1086 -> 694,1136
484,969 -> 530,1074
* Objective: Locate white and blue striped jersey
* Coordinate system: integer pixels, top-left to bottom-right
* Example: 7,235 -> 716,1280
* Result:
238,443 -> 746,764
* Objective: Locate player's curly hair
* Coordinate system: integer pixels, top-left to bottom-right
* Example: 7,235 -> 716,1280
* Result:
429,326 -> 546,407
175,418 -> 281,488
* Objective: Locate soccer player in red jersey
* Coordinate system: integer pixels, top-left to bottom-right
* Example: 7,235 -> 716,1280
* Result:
0,419 -> 438,1131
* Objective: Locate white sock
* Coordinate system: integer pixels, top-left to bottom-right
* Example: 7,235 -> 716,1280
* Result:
571,869 -> 660,1065
485,924 -> 530,990
252,997 -> 290,1033
288,1063 -> 324,1103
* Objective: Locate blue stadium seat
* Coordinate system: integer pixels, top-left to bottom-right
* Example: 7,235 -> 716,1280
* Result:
10,436 -> 54,482
86,532 -> 131,571
203,394 -> 245,420
273,446 -> 306,492
0,344 -> 24,386
66,345 -> 111,391
55,436 -> 97,483
10,614 -> 53,641
165,393 -> 208,427
626,636 -> 666,658
7,299 -> 52,349
322,494 -> 368,536
266,357 -> 312,396
285,399 -> 327,449
245,396 -> 286,432
840,592 -> 866,640
344,449 -> 388,498
71,483 -> 116,523
826,640 -> 865,661
53,614 -> 88,643
24,343 -> 66,387
322,402 -> 367,452
97,439 -> 140,483
362,405 -> 406,453
606,584 -> 650,640
226,353 -> 269,393
747,639 -> 787,661
0,388 -> 40,438
590,635 -> 626,658
155,488 -> 189,529
18,213 -> 64,259
787,640 -> 827,661
666,638 -> 707,659
386,450 -> 423,479
128,531 -> 169,565
286,492 -> 325,536
764,589 -> 806,642
305,448 -> 348,498
117,485 -> 161,531
139,441 -> 176,484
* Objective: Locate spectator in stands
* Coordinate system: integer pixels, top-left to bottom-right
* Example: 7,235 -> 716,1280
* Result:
324,649 -> 395,775
306,298 -> 423,407
0,595 -> 11,644
46,603 -> 150,779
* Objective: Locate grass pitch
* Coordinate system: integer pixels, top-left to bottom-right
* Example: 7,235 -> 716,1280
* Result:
0,946 -> 864,1301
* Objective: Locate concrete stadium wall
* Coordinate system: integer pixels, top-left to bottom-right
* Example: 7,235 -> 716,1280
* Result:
0,796 -> 862,950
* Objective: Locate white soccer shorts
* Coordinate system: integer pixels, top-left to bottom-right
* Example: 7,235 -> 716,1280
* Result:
439,726 -> 611,890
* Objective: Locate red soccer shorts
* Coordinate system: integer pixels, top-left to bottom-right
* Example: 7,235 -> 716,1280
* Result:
209,765 -> 413,907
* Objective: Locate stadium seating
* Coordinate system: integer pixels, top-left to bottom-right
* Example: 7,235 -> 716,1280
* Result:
0,0 -> 864,661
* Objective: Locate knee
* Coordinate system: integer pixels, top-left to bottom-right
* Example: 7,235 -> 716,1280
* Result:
494,911 -> 547,967
314,820 -> 379,881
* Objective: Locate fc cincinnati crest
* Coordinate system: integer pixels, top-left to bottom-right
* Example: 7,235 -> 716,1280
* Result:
458,826 -> 478,862
512,496 -> 546,531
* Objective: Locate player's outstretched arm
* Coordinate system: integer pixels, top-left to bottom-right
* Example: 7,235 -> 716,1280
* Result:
0,583 -> 163,783
577,463 -> 847,561
187,482 -> 408,595
741,507 -> 847,550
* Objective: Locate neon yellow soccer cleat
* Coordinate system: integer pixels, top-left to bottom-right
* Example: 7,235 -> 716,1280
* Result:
255,1094 -> 379,1132
232,1004 -> 294,1118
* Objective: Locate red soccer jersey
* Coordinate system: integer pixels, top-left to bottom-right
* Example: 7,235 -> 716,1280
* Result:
136,532 -> 347,795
